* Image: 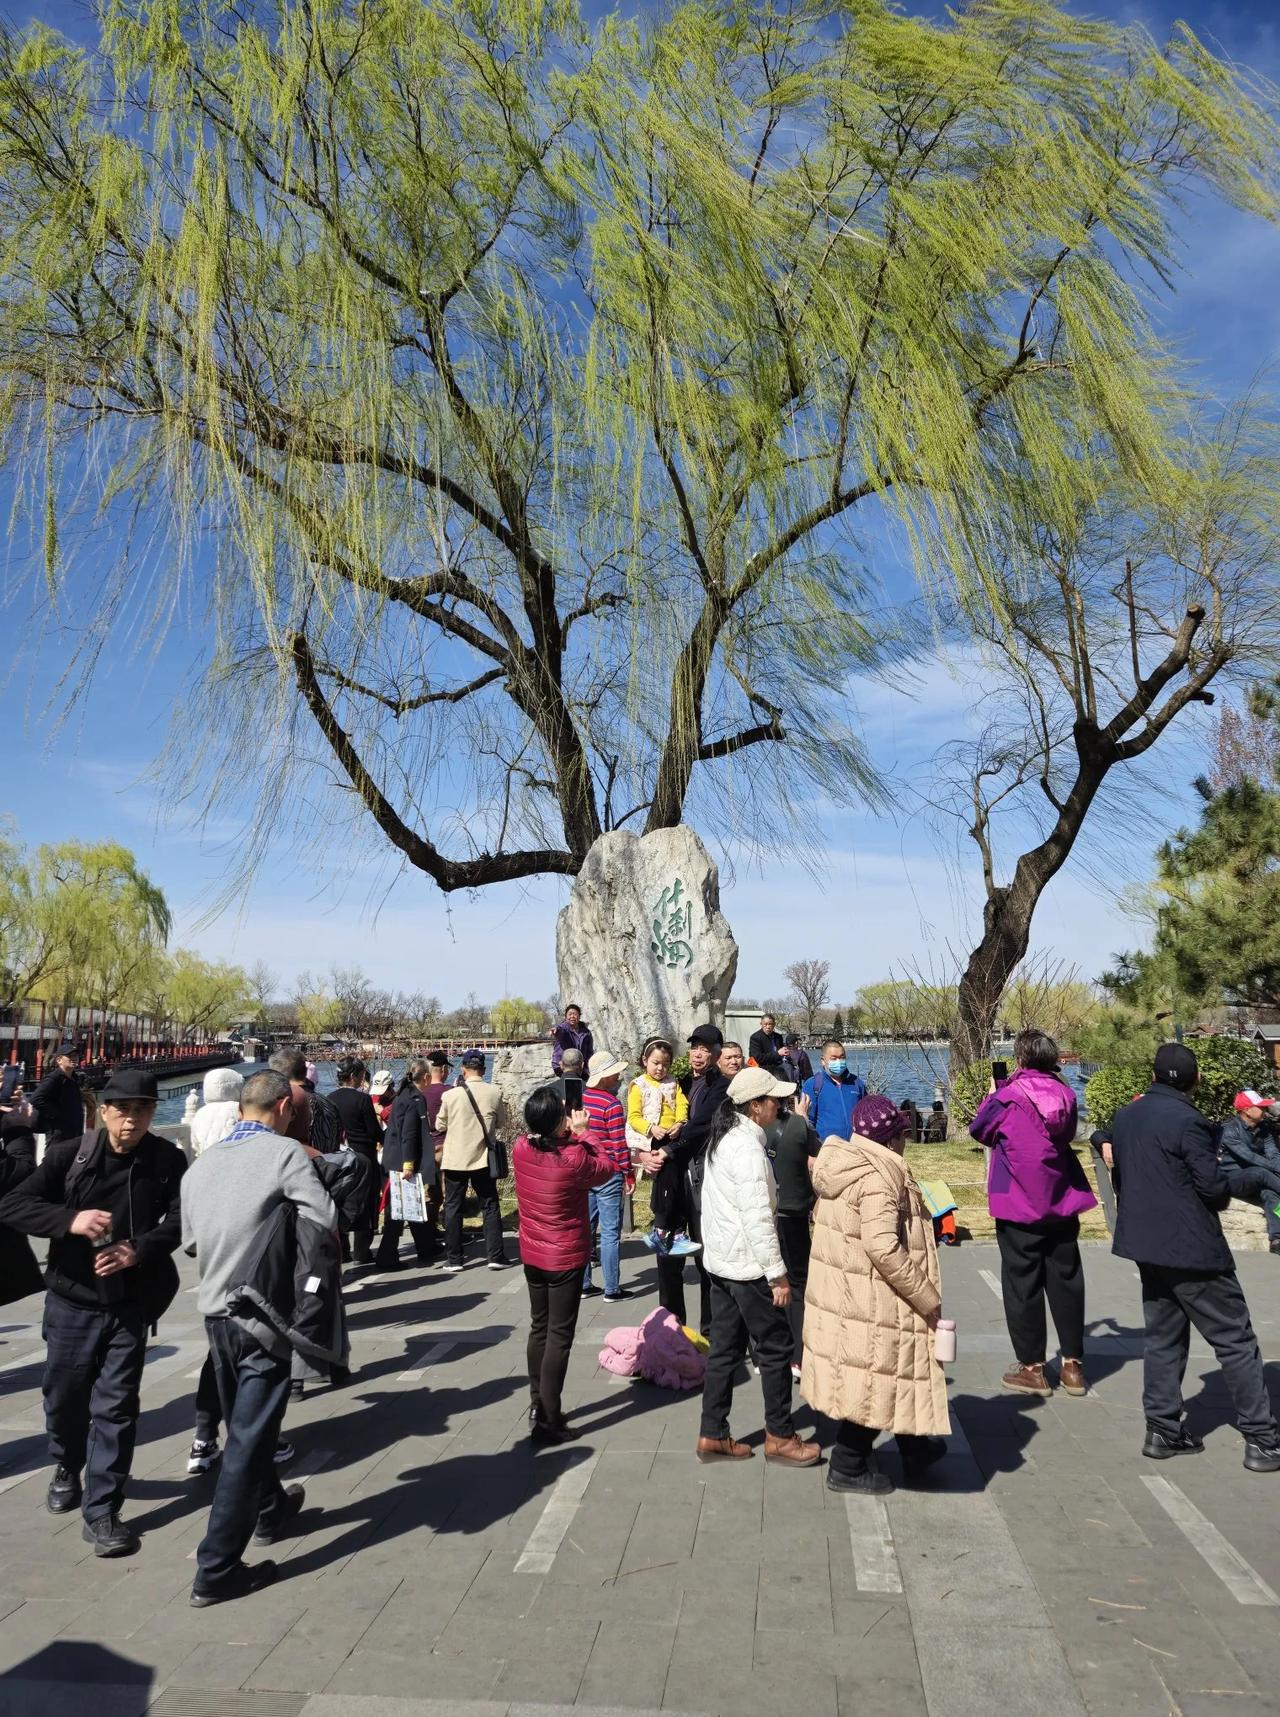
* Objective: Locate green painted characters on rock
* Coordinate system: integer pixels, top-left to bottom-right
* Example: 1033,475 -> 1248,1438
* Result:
651,877 -> 693,969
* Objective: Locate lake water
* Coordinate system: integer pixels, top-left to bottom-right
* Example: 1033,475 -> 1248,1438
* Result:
156,1047 -> 1089,1127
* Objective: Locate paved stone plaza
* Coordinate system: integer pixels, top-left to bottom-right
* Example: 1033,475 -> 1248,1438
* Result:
0,1239 -> 1277,1717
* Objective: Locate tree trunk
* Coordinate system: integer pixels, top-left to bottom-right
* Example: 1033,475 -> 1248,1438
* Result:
951,750 -> 1110,1078
951,886 -> 1038,1073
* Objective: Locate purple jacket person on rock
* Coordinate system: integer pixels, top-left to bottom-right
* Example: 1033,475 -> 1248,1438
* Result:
971,1067 -> 1096,1224
551,1005 -> 594,1074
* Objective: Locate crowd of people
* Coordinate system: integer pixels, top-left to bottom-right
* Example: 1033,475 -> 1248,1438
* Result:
0,1009 -> 1276,1609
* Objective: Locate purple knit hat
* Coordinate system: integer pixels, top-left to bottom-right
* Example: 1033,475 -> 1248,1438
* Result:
853,1094 -> 911,1145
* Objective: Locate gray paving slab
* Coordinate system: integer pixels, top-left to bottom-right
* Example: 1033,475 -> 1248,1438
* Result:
0,1242 -> 1277,1716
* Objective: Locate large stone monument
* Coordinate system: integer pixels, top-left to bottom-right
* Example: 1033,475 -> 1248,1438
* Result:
554,825 -> 738,1060
489,825 -> 738,1124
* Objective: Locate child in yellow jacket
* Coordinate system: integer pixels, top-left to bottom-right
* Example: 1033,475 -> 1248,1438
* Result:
626,1037 -> 697,1258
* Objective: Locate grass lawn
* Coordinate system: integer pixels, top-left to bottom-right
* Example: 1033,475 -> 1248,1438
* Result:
488,1138 -> 1109,1244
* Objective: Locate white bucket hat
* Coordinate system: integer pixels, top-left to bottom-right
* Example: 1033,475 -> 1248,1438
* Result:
727,1067 -> 796,1104
587,1051 -> 628,1086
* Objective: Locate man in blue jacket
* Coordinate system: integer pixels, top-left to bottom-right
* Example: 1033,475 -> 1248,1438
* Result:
1216,1091 -> 1280,1255
1111,1043 -> 1280,1472
801,1041 -> 867,1141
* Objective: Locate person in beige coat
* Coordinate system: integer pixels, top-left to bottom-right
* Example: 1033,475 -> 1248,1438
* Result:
802,1093 -> 950,1495
437,1052 -> 511,1272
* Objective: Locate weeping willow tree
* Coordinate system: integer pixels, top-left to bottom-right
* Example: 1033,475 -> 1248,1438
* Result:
1,0 -> 1278,894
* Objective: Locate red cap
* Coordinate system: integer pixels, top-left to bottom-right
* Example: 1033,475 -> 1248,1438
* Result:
1234,1090 -> 1277,1112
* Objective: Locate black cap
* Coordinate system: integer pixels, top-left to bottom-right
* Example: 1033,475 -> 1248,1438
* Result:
1153,1042 -> 1199,1090
460,1050 -> 486,1071
687,1024 -> 723,1048
97,1068 -> 159,1103
55,1043 -> 77,1059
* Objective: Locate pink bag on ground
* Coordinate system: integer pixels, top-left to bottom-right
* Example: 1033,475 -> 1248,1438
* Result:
598,1308 -> 705,1390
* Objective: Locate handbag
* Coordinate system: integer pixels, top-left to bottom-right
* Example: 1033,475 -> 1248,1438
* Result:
462,1082 -> 507,1180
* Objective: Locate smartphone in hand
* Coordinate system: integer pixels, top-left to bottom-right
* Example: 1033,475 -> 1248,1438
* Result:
562,1075 -> 584,1111
991,1061 -> 1008,1083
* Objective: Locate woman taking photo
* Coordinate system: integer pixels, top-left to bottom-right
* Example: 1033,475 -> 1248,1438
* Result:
514,1085 -> 615,1445
696,1068 -> 820,1468
803,1094 -> 949,1494
969,1029 -> 1096,1397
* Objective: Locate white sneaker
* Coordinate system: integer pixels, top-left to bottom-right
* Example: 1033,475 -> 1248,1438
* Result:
186,1438 -> 219,1475
443,1262 -> 465,1273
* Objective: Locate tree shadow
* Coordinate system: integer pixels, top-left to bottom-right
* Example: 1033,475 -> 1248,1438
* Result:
344,1290 -> 487,1332
1183,1358 -> 1280,1438
1,1640 -> 155,1714
279,1390 -> 588,1578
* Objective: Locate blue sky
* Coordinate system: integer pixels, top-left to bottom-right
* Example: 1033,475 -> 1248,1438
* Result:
3,0 -> 1279,1011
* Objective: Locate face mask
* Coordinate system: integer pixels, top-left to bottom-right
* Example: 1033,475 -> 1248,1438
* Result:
826,1059 -> 848,1076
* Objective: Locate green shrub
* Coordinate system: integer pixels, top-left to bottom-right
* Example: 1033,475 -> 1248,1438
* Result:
1084,1062 -> 1150,1131
1187,1034 -> 1277,1121
1084,1034 -> 1278,1129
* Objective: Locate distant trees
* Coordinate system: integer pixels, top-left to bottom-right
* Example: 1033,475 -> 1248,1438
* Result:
785,961 -> 832,1041
0,825 -> 249,1045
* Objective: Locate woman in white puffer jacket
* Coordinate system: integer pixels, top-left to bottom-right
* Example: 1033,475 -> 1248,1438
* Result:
189,1066 -> 244,1155
696,1067 -> 820,1470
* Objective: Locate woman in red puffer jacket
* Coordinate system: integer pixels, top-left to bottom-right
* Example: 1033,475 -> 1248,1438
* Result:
514,1083 -> 615,1445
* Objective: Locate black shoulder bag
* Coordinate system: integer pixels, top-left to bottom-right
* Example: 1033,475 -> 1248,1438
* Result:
462,1083 -> 507,1181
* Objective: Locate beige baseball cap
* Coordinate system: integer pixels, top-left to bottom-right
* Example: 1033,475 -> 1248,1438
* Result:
587,1051 -> 628,1086
727,1067 -> 796,1104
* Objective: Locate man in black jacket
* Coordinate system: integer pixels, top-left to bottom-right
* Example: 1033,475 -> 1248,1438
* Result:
0,1068 -> 186,1552
0,1099 -> 42,1308
657,1024 -> 729,1336
747,1015 -> 785,1076
29,1044 -> 85,1145
1112,1044 -> 1280,1472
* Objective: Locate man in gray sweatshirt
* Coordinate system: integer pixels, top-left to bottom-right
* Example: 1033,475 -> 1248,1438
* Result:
181,1068 -> 336,1606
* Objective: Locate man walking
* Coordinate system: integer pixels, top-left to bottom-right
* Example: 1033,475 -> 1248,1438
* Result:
29,1044 -> 85,1145
182,1069 -> 337,1605
802,1042 -> 868,1142
1111,1043 -> 1280,1471
1216,1091 -> 1280,1256
0,1068 -> 185,1555
551,1004 -> 594,1074
581,1051 -> 631,1302
438,1051 -> 510,1272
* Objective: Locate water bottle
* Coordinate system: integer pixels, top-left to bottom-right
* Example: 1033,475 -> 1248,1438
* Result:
934,1318 -> 957,1363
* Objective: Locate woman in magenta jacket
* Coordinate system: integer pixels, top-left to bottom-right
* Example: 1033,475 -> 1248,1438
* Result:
514,1085 -> 615,1445
970,1029 -> 1096,1400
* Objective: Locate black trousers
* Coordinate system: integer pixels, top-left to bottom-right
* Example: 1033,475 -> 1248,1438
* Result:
657,1197 -> 712,1336
1139,1263 -> 1277,1442
995,1216 -> 1085,1364
375,1162 -> 443,1266
42,1291 -> 147,1523
776,1210 -> 812,1364
1221,1161 -> 1280,1242
443,1168 -> 505,1266
525,1265 -> 583,1428
829,1420 -> 939,1478
195,1318 -> 291,1588
700,1274 -> 795,1440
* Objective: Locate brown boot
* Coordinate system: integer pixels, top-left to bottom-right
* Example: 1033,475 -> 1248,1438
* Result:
764,1433 -> 821,1467
696,1435 -> 754,1463
1058,1359 -> 1087,1396
1002,1362 -> 1053,1397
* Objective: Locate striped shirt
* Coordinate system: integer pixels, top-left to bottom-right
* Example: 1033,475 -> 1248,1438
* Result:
583,1086 -> 629,1177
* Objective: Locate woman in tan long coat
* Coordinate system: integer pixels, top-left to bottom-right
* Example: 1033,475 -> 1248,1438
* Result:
802,1093 -> 950,1494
